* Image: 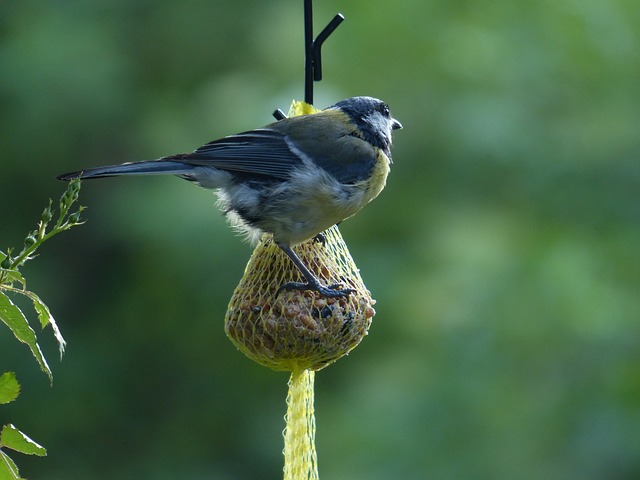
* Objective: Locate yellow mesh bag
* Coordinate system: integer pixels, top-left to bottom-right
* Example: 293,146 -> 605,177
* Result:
224,100 -> 376,479
224,225 -> 375,371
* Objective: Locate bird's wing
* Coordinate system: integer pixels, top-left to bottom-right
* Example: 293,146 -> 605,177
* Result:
168,128 -> 303,179
173,111 -> 378,184
271,111 -> 379,184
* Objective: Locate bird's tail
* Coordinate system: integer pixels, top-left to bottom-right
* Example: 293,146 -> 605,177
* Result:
57,160 -> 194,181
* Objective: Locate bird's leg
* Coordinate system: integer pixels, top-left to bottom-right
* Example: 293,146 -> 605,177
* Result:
275,243 -> 355,298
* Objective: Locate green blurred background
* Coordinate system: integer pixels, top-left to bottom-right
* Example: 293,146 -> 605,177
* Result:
2,0 -> 639,478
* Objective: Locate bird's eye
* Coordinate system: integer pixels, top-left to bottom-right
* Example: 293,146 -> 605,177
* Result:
381,105 -> 390,117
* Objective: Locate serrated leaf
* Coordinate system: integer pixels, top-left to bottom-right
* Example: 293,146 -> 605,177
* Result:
19,289 -> 66,359
0,373 -> 20,405
0,271 -> 26,290
0,425 -> 46,456
0,292 -> 52,383
0,450 -> 21,479
0,252 -> 25,290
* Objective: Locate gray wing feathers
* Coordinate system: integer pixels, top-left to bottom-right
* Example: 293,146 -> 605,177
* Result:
58,128 -> 303,182
174,129 -> 302,179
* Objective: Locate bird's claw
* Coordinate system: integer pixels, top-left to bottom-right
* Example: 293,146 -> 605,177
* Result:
276,280 -> 355,298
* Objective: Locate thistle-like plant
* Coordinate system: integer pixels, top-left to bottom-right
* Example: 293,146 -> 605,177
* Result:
0,179 -> 85,479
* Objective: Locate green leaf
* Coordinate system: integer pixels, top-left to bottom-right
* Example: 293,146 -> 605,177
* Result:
0,425 -> 46,456
0,270 -> 26,290
0,450 -> 21,479
0,292 -> 52,383
0,374 -> 20,405
19,289 -> 66,359
0,252 -> 25,289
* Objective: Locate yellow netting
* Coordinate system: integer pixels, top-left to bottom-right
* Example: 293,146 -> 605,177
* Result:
283,369 -> 317,480
224,100 -> 376,479
224,225 -> 375,371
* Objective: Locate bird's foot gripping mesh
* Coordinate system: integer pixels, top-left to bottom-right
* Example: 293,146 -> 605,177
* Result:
224,225 -> 375,372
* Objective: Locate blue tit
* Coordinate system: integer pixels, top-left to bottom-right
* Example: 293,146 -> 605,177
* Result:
58,96 -> 402,297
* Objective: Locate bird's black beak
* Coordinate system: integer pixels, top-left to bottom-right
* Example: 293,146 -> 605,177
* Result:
391,118 -> 403,130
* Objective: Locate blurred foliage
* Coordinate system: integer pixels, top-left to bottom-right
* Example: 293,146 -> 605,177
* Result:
1,0 -> 639,479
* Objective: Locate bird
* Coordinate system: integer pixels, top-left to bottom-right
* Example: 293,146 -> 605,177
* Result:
58,96 -> 402,297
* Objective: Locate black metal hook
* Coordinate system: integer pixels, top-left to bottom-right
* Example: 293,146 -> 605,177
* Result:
273,0 -> 344,120
311,13 -> 345,83
304,0 -> 344,105
272,109 -> 287,121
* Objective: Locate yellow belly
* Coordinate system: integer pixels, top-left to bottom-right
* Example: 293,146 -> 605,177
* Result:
284,151 -> 390,244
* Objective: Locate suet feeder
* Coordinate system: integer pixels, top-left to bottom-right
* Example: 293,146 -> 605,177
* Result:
223,3 -> 378,478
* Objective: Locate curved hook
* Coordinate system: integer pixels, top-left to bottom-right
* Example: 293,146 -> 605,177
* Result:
312,14 -> 345,83
304,0 -> 344,105
273,0 -> 344,120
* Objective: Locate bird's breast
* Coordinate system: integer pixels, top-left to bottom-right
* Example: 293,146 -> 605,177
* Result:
358,149 -> 390,205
